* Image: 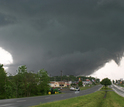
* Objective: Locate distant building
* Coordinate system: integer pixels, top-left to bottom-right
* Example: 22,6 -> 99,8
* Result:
49,81 -> 71,87
82,79 -> 92,85
120,78 -> 123,81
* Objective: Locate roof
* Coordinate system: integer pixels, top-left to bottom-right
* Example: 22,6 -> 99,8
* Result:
50,81 -> 66,85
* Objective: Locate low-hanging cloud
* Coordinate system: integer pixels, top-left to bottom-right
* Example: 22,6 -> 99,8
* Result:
0,0 -> 124,76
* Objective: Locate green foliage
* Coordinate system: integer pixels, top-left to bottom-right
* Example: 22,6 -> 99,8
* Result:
100,78 -> 111,88
100,86 -> 112,90
112,80 -> 115,84
78,81 -> 82,86
0,65 -> 50,99
0,64 -> 7,99
17,65 -> 27,74
71,83 -> 77,86
0,64 -> 100,99
37,69 -> 50,95
50,75 -> 99,82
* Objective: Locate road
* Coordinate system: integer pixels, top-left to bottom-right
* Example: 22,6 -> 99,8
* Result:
0,85 -> 102,107
110,84 -> 124,97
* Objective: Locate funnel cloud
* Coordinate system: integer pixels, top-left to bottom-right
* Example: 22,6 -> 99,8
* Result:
0,0 -> 124,76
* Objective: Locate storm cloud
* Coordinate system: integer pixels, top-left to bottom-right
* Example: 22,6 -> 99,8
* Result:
0,0 -> 124,76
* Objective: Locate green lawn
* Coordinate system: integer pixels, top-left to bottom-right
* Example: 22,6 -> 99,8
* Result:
32,87 -> 124,107
117,84 -> 124,87
100,86 -> 112,90
79,85 -> 95,90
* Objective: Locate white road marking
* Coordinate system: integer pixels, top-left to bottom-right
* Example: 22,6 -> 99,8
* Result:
0,99 -> 16,103
45,97 -> 50,99
16,100 -> 26,102
0,104 -> 13,106
75,91 -> 79,94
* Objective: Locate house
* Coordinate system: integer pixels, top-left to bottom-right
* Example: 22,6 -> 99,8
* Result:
49,81 -> 68,87
72,81 -> 78,84
49,81 -> 60,87
82,79 -> 92,85
68,81 -> 72,85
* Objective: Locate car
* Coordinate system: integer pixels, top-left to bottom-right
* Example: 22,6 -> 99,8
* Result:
57,88 -> 60,91
70,87 -> 80,91
70,87 -> 75,91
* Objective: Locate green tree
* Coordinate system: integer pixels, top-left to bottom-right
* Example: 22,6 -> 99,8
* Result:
37,69 -> 50,95
24,72 -> 37,96
18,65 -> 27,74
0,64 -> 7,99
100,78 -> 111,88
78,81 -> 82,86
112,80 -> 115,84
16,65 -> 28,97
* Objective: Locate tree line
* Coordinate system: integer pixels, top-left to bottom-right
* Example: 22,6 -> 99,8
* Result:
50,75 -> 100,83
0,64 -> 100,99
0,64 -> 50,99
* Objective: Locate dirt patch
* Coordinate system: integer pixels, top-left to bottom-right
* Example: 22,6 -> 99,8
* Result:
103,91 -> 107,98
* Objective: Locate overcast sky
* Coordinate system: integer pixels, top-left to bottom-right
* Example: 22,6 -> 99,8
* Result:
0,0 -> 124,79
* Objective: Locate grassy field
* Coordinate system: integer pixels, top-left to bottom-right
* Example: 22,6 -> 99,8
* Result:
32,87 -> 124,107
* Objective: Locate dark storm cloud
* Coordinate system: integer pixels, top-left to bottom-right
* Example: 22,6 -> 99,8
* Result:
0,13 -> 16,26
0,0 -> 124,76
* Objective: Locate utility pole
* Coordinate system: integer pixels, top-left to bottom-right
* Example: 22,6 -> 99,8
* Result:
67,75 -> 69,88
61,71 -> 62,90
50,74 -> 51,81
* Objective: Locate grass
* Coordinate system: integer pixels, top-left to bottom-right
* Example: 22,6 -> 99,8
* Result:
32,91 -> 105,107
79,85 -> 95,90
117,84 -> 124,87
32,87 -> 124,107
100,86 -> 112,90
101,91 -> 124,107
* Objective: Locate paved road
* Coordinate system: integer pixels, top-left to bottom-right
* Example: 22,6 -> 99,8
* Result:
0,85 -> 102,107
110,84 -> 124,97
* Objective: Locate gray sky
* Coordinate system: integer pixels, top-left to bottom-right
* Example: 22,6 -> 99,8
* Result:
0,0 -> 124,77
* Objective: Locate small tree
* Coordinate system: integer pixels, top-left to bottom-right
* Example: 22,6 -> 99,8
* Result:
37,69 -> 50,95
112,80 -> 115,84
78,81 -> 82,86
100,78 -> 111,88
0,64 -> 7,99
